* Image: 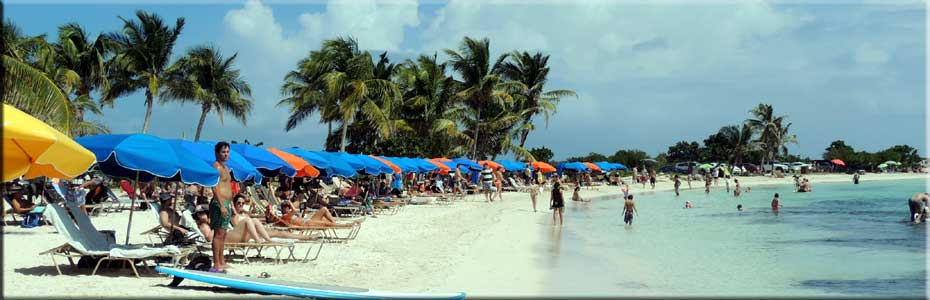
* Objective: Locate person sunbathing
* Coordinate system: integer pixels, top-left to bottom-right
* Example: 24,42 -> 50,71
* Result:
195,208 -> 316,244
9,191 -> 36,215
276,202 -> 362,228
230,195 -> 319,241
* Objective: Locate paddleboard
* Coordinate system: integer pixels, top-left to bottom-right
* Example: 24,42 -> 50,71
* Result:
155,266 -> 466,299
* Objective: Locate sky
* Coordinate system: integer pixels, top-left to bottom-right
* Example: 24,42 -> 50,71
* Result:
5,0 -> 927,160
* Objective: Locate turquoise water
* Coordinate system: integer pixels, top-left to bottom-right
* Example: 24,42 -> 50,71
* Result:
537,178 -> 928,297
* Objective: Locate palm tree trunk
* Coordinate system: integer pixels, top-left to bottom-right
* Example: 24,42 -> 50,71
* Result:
340,120 -> 349,152
194,103 -> 211,142
472,107 -> 481,160
517,117 -> 532,148
142,90 -> 154,133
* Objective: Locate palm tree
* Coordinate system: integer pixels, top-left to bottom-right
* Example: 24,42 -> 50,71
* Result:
2,20 -> 73,131
499,51 -> 576,149
162,46 -> 253,141
279,37 -> 399,152
55,23 -> 111,136
746,103 -> 791,176
103,11 -> 185,133
444,37 -> 518,159
393,54 -> 466,156
730,123 -> 757,166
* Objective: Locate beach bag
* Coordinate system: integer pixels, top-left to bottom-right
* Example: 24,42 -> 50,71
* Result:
20,213 -> 42,228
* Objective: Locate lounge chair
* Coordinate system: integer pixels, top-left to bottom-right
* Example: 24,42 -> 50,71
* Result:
3,197 -> 18,224
183,211 -> 316,264
40,203 -> 191,277
267,212 -> 362,243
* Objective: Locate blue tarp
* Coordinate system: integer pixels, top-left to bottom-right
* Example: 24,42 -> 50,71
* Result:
229,143 -> 296,177
75,134 -> 219,186
174,140 -> 263,184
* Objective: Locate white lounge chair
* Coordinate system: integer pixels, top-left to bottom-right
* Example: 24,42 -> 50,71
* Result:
40,203 -> 190,277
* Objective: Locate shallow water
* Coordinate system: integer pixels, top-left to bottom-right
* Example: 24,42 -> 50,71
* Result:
536,178 -> 928,297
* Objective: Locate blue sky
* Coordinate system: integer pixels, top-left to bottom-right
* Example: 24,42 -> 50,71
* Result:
6,0 -> 926,160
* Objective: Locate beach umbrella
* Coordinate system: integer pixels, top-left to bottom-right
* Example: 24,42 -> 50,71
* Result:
613,162 -> 629,170
75,133 -> 220,244
432,157 -> 452,162
452,157 -> 482,170
267,148 -> 320,178
280,148 -> 331,170
878,163 -> 889,169
308,151 -> 358,177
353,154 -> 393,175
699,163 -> 714,170
559,162 -> 590,171
531,161 -> 557,173
229,143 -> 296,177
830,159 -> 846,166
408,158 -> 440,173
3,104 -> 96,181
174,140 -> 263,184
593,162 -> 615,171
583,162 -> 602,172
497,160 -> 527,172
883,161 -> 901,166
426,159 -> 452,174
478,160 -> 504,171
370,155 -> 402,174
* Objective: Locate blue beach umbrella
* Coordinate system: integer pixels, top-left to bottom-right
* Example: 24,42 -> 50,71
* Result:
407,157 -> 439,173
451,157 -> 482,170
174,140 -> 263,184
229,143 -> 296,177
384,157 -> 416,173
75,133 -> 220,244
497,160 -> 528,172
354,154 -> 393,175
309,151 -> 358,177
280,148 -> 331,175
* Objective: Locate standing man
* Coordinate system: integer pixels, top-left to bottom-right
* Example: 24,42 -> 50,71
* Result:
623,194 -> 638,226
687,164 -> 694,190
480,165 -> 495,203
209,141 -> 233,273
673,175 -> 681,196
734,178 -> 741,197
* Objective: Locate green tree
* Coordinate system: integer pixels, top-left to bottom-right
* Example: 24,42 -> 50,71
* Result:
666,141 -> 702,162
279,37 -> 400,152
822,140 -> 855,162
162,46 -> 253,141
565,152 -> 608,163
444,37 -> 520,159
392,54 -> 464,157
103,11 -> 185,133
610,149 -> 649,170
528,146 -> 554,162
498,51 -> 577,149
2,20 -> 73,132
54,23 -> 110,136
746,103 -> 796,175
878,145 -> 921,168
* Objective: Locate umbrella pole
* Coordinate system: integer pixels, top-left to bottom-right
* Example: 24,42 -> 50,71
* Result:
125,172 -> 140,245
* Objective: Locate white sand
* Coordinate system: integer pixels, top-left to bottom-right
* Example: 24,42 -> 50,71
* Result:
3,172 -> 926,297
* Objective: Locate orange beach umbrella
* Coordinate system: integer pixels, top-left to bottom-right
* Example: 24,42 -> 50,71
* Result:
830,159 -> 846,166
432,157 -> 452,162
531,161 -> 557,173
478,160 -> 503,171
267,148 -> 320,177
583,162 -> 602,172
370,155 -> 401,174
427,159 -> 452,174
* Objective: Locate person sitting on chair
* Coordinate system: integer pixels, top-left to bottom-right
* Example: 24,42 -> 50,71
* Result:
9,190 -> 36,215
229,195 -> 318,241
159,194 -> 193,245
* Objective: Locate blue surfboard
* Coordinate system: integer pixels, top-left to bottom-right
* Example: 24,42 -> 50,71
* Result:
156,266 -> 466,299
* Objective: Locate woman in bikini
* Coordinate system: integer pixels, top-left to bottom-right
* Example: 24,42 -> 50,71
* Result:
276,201 -> 362,228
229,194 -> 318,241
550,178 -> 565,226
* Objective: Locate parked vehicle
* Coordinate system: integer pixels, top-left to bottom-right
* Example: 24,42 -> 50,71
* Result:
788,162 -> 811,172
762,162 -> 789,173
659,165 -> 677,173
738,163 -> 760,174
674,161 -> 700,173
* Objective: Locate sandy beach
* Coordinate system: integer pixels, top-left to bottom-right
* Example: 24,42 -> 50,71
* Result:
3,172 -> 927,298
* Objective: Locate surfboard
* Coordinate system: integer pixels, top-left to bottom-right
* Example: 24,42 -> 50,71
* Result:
155,266 -> 466,299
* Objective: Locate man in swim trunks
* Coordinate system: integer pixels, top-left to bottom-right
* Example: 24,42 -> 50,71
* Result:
623,194 -> 638,226
210,141 -> 233,272
907,193 -> 929,223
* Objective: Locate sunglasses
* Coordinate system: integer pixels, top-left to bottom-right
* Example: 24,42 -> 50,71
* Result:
235,201 -> 245,206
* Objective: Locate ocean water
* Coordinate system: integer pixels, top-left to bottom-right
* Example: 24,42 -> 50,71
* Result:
536,178 -> 928,297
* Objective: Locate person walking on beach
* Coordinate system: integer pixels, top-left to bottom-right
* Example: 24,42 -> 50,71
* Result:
734,179 -> 741,197
550,178 -> 565,225
649,169 -> 656,190
771,193 -> 782,215
529,182 -> 540,212
687,165 -> 694,190
480,165 -> 494,203
632,167 -> 639,184
674,175 -> 681,196
704,173 -> 712,194
623,194 -> 638,226
210,141 -> 233,273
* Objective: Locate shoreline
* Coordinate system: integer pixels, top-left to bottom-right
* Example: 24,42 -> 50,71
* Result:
2,173 -> 927,297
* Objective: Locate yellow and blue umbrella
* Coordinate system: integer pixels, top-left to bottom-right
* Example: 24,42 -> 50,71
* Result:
3,104 -> 95,182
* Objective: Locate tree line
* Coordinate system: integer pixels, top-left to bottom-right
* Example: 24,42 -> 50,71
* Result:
3,11 -> 576,162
